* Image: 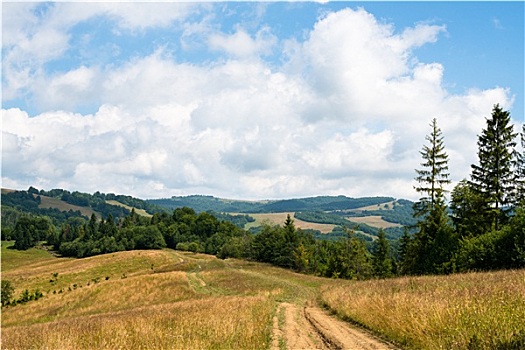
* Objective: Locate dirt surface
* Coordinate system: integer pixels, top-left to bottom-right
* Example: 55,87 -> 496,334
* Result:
271,302 -> 399,350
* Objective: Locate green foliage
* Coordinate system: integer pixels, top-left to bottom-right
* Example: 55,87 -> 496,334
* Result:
372,230 -> 393,278
414,118 -> 451,218
12,216 -> 53,250
149,195 -> 396,213
469,104 -> 517,230
1,280 -> 15,307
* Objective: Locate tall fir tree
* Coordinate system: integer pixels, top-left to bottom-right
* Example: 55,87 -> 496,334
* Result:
469,104 -> 517,230
414,118 -> 451,217
411,119 -> 455,274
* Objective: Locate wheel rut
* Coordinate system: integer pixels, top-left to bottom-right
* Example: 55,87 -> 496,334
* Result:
272,302 -> 400,350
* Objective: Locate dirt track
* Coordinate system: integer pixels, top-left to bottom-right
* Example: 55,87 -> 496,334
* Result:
271,302 -> 399,350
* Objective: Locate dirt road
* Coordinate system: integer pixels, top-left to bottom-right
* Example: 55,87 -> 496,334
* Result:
271,302 -> 399,350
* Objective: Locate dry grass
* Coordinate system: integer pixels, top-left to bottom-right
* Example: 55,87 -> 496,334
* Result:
347,215 -> 402,229
321,269 -> 525,349
1,248 -> 303,349
1,296 -> 273,350
105,200 -> 152,217
244,212 -> 336,233
6,241 -> 522,349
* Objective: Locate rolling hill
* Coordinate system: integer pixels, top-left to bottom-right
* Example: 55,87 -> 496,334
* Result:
2,187 -> 415,240
2,242 -> 523,349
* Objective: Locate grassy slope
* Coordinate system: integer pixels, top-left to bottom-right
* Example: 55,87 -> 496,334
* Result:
0,241 -> 326,349
38,195 -> 98,217
244,212 -> 337,233
105,200 -> 152,217
3,242 -> 521,349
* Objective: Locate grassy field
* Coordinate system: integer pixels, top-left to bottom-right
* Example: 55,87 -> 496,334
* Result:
321,270 -> 525,349
105,200 -> 153,217
0,241 -> 325,349
2,241 -> 524,349
347,215 -> 402,229
244,212 -> 337,233
38,195 -> 98,218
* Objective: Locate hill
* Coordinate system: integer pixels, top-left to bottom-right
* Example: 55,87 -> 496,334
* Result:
148,194 -> 397,213
2,188 -> 415,240
2,242 -> 523,349
149,195 -> 416,238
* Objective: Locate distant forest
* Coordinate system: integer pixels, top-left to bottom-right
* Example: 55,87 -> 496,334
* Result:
2,104 -> 524,279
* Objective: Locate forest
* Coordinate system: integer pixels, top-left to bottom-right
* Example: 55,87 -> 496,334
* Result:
2,104 -> 525,279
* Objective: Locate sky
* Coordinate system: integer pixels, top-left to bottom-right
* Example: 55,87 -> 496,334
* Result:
2,1 -> 524,201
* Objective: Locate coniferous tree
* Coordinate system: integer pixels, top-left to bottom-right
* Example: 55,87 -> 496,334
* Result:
413,118 -> 451,217
469,104 -> 517,230
372,229 -> 393,278
450,179 -> 487,238
410,119 -> 454,274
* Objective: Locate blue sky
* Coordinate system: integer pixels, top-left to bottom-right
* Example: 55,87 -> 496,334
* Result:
2,2 -> 524,200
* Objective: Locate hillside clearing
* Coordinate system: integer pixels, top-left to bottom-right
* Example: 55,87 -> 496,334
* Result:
244,212 -> 337,233
38,195 -> 97,218
105,200 -> 152,217
347,215 -> 402,229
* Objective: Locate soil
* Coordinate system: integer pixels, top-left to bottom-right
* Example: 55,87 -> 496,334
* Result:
271,302 -> 400,350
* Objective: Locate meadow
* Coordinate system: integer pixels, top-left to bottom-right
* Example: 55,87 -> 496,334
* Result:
321,270 -> 525,349
2,241 -> 524,349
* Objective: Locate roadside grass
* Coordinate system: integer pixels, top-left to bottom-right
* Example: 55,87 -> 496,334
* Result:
320,269 -> 525,349
1,296 -> 274,350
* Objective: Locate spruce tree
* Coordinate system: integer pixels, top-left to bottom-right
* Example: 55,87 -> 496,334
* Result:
411,118 -> 454,274
469,104 -> 517,230
414,118 -> 451,217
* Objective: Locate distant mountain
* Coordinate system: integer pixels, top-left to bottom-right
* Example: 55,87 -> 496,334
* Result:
147,195 -> 398,213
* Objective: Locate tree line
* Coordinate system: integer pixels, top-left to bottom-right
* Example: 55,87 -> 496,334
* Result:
399,104 -> 525,275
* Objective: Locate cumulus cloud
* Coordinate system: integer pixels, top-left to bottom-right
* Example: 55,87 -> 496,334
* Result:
208,27 -> 277,58
2,5 -> 517,200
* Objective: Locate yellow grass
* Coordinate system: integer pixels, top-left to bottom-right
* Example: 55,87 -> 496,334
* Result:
105,200 -> 152,217
2,296 -> 273,350
347,215 -> 402,229
352,200 -> 396,211
320,270 -> 525,349
3,242 -> 524,349
1,248 -> 315,349
244,212 -> 336,233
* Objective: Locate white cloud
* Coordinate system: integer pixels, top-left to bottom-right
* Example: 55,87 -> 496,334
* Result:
208,27 -> 277,58
1,6 -> 517,201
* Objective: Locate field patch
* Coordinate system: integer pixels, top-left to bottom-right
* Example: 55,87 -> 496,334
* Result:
351,200 -> 396,212
346,215 -> 402,229
38,195 -> 97,218
244,212 -> 336,233
106,200 -> 152,217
